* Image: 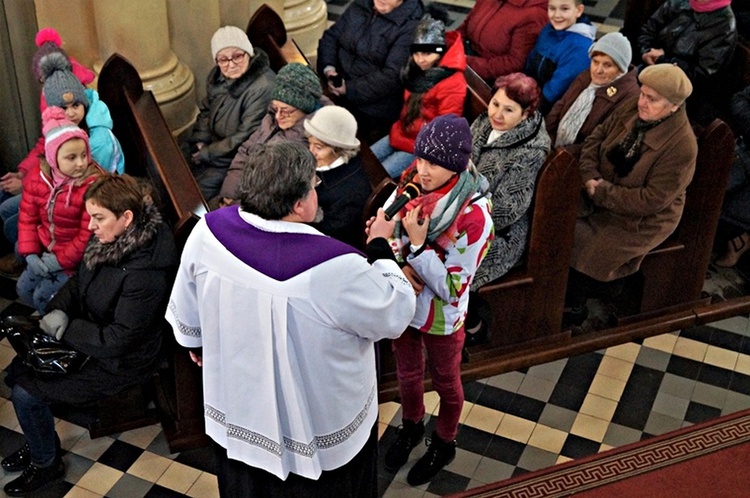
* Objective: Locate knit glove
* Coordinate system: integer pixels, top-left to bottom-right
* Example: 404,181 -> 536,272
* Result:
41,252 -> 63,273
25,254 -> 50,276
40,310 -> 69,340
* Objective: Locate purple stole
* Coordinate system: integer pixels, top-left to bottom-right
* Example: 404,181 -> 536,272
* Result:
205,206 -> 362,281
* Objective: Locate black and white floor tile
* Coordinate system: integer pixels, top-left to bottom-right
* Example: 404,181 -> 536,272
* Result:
2,260 -> 750,497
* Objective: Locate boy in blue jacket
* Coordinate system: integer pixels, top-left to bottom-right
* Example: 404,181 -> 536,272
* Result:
525,0 -> 596,114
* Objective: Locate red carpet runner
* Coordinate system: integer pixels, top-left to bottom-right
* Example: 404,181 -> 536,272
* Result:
453,408 -> 750,498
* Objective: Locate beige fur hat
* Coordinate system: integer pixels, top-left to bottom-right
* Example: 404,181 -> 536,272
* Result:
638,64 -> 693,105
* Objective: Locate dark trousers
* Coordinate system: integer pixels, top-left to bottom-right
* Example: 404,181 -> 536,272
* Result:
213,422 -> 378,498
565,268 -> 643,316
12,384 -> 57,466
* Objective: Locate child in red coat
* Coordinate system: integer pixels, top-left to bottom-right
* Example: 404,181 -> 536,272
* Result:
16,106 -> 103,313
371,12 -> 467,178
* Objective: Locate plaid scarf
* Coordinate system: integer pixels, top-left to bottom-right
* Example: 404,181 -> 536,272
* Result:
607,113 -> 671,177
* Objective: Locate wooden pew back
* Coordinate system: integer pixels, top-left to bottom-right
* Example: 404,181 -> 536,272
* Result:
246,4 -> 310,73
475,148 -> 579,345
637,119 -> 735,313
464,65 -> 492,123
99,54 -> 209,451
98,54 -> 207,248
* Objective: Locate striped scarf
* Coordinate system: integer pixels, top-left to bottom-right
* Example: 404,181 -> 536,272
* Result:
394,162 -> 482,250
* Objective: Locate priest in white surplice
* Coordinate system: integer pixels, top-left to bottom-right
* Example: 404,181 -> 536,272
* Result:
166,141 -> 416,497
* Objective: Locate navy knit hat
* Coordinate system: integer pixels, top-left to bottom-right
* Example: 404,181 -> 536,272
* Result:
271,63 -> 322,114
414,114 -> 471,172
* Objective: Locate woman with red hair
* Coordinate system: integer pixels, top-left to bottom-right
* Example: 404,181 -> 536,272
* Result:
465,73 -> 551,343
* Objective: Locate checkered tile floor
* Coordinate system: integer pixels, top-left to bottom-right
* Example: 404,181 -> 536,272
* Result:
2,264 -> 749,497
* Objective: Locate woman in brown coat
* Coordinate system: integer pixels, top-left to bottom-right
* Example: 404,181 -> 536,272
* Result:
566,64 -> 698,323
546,32 -> 640,160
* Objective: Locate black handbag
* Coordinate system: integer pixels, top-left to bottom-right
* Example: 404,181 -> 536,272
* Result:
1,315 -> 89,375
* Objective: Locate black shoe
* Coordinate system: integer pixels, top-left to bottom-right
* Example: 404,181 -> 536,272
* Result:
3,459 -> 65,496
562,305 -> 589,328
406,432 -> 456,486
464,322 -> 488,347
384,419 -> 424,472
1,443 -> 30,473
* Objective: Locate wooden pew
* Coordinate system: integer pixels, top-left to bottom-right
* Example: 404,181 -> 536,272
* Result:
246,4 -> 310,73
464,65 -> 492,123
99,53 -> 210,451
377,148 -> 581,399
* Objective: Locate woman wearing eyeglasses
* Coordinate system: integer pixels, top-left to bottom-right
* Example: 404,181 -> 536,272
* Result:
187,26 -> 276,201
218,63 -> 332,205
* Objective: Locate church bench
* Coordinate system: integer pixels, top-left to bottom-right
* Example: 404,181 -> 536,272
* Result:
246,4 -> 310,73
627,118 -> 735,315
98,53 -> 209,450
464,65 -> 492,123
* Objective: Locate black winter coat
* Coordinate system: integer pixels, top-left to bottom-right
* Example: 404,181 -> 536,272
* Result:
311,155 -> 372,248
317,0 -> 424,121
638,0 -> 737,84
9,204 -> 178,405
190,49 -> 276,169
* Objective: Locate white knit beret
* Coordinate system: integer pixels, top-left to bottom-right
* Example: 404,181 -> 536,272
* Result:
304,106 -> 360,149
211,26 -> 254,60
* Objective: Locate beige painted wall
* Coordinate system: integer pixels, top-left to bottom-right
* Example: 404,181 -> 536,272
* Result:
1,0 -> 41,168
4,0 -> 325,143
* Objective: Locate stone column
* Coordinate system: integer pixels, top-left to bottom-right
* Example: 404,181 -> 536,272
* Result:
91,0 -> 197,134
282,0 -> 327,60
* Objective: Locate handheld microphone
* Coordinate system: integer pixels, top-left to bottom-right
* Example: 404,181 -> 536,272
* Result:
384,183 -> 421,221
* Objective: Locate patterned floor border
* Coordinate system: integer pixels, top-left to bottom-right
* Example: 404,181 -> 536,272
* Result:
455,407 -> 750,498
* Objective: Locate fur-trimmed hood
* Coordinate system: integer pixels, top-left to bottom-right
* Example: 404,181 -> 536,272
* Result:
83,202 -> 176,271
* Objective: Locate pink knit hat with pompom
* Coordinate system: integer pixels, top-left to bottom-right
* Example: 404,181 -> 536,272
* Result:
33,27 -> 95,85
42,106 -> 90,172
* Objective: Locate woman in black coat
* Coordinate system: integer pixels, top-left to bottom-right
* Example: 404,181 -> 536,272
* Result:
638,0 -> 736,121
317,0 -> 424,142
2,174 -> 177,496
304,106 -> 372,248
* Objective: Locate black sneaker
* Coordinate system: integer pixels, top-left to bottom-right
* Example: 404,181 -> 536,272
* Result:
406,432 -> 456,486
3,458 -> 65,496
384,419 -> 424,472
1,443 -> 30,473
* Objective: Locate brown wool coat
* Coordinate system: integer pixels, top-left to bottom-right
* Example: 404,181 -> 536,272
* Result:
571,98 -> 697,282
545,67 -> 640,160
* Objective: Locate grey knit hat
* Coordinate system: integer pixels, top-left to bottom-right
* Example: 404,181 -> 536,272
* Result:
211,26 -> 254,60
411,15 -> 446,54
272,63 -> 322,114
304,106 -> 360,149
41,51 -> 89,109
589,32 -> 632,74
414,114 -> 471,173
